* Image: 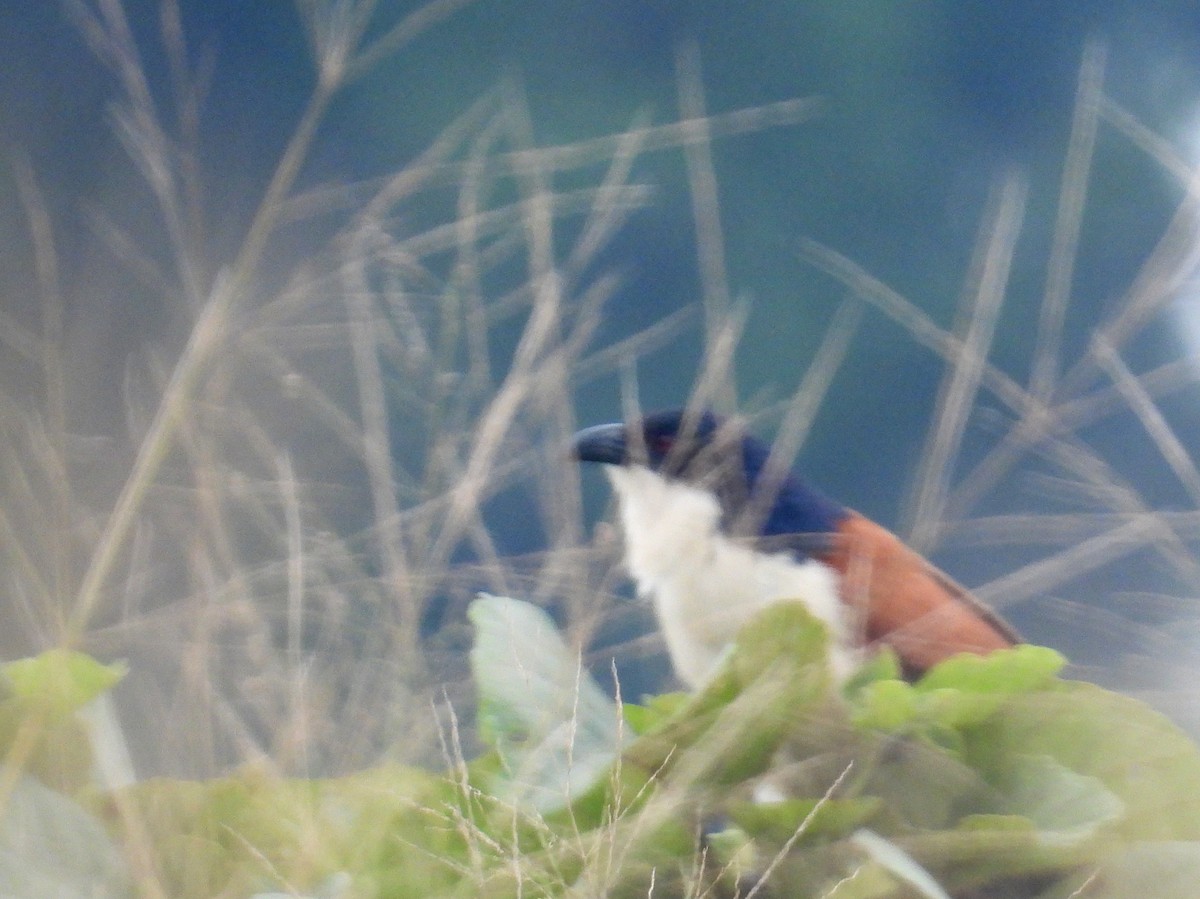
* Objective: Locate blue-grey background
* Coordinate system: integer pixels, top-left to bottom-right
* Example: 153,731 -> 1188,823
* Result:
4,2 -> 1200,709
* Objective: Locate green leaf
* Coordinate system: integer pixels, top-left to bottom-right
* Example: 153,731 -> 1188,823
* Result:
915,645 -> 1066,694
849,678 -> 919,731
469,594 -> 625,811
964,682 -> 1200,841
843,646 -> 902,696
849,645 -> 1068,738
0,768 -> 130,898
997,754 -> 1123,848
0,651 -> 126,792
956,814 -> 1037,833
728,796 -> 883,844
620,691 -> 689,734
2,650 -> 126,718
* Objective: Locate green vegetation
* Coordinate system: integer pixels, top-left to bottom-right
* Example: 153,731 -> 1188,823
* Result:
6,601 -> 1199,897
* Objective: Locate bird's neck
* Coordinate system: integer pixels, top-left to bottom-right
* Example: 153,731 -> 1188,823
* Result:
739,443 -> 847,538
759,477 -> 845,535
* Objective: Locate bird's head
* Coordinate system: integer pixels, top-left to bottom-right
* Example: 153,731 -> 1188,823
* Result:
572,408 -> 846,540
572,408 -> 730,478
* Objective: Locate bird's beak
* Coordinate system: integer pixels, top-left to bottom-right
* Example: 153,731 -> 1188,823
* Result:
571,422 -> 628,465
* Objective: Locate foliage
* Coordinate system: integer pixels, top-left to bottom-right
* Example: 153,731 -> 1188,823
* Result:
4,603 -> 1200,897
466,597 -> 1200,897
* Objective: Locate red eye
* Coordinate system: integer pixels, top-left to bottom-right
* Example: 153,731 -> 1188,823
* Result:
651,434 -> 673,455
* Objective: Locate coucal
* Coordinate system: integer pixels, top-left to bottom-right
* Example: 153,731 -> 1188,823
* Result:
573,408 -> 1019,687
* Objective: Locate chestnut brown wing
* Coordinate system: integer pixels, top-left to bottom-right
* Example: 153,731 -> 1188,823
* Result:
820,512 -> 1020,674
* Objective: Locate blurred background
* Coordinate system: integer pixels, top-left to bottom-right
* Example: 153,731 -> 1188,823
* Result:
2,0 -> 1199,775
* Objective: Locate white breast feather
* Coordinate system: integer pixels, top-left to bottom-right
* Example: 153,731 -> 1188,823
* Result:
606,466 -> 856,687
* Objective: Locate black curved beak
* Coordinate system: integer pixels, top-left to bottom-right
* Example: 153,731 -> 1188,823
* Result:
571,422 -> 628,465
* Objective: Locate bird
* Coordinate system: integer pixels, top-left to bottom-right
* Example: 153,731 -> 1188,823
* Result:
572,408 -> 1019,687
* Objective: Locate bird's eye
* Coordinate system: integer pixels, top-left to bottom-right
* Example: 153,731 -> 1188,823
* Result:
650,434 -> 673,455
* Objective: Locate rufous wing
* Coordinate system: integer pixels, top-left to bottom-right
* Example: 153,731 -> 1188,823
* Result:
821,512 -> 1019,673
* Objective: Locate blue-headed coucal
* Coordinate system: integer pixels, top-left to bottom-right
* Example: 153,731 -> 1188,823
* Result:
573,408 -> 1019,687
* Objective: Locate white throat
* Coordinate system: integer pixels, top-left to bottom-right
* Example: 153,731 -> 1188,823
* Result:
606,465 -> 856,687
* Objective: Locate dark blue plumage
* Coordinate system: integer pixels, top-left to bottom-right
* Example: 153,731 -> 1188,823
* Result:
735,427 -> 845,550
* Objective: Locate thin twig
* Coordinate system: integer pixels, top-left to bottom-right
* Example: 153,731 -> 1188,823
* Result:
907,176 -> 1025,550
